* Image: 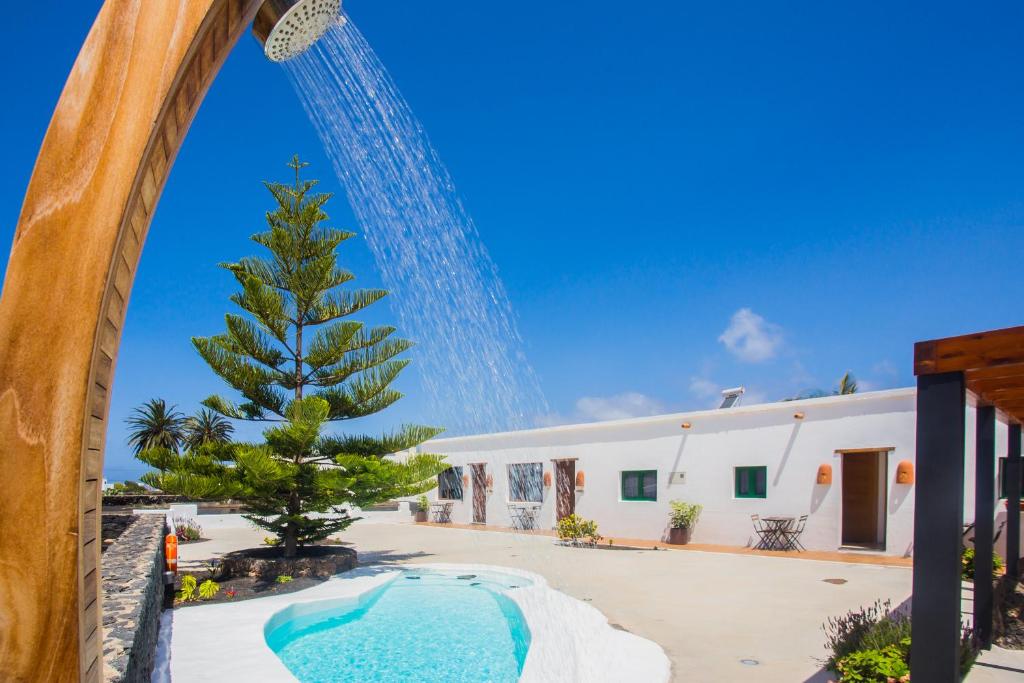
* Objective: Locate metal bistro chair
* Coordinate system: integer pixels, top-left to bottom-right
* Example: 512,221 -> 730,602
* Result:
751,514 -> 770,549
431,501 -> 453,524
781,514 -> 809,551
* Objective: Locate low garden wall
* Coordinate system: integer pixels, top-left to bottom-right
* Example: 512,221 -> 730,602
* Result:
102,493 -> 190,508
101,513 -> 166,683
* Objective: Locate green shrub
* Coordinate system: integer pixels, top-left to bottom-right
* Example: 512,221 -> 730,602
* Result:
669,500 -> 702,529
173,517 -> 202,542
417,494 -> 430,512
961,546 -> 1004,580
823,600 -> 978,679
199,579 -> 220,600
556,514 -> 602,545
276,574 -> 294,584
263,536 -> 281,547
835,645 -> 909,682
823,599 -> 893,669
177,574 -> 198,602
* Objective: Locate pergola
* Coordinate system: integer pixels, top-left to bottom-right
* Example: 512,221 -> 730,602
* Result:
913,325 -> 1024,681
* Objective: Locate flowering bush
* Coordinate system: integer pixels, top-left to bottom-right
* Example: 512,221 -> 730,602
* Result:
174,517 -> 202,542
835,645 -> 909,682
556,514 -> 601,546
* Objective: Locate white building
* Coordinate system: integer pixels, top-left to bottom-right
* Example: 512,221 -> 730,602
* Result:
421,388 -> 1021,557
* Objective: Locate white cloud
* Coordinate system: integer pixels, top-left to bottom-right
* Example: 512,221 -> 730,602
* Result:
575,392 -> 665,421
534,391 -> 667,427
718,308 -> 783,363
689,377 -> 719,400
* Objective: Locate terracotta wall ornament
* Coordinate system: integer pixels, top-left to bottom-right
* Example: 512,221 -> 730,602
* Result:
896,460 -> 915,485
543,470 -> 552,488
575,471 -> 586,490
816,464 -> 833,485
0,2 -> 264,679
486,473 -> 494,492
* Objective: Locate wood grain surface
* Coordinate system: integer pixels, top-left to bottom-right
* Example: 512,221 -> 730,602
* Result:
0,1 -> 261,679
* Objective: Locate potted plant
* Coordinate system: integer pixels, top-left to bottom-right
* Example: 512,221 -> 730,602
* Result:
416,494 -> 430,522
668,500 -> 702,544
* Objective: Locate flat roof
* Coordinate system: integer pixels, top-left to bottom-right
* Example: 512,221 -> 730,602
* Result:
428,387 -> 915,446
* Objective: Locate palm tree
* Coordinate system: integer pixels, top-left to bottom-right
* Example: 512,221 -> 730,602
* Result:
183,408 -> 234,450
126,398 -> 186,455
837,371 -> 858,395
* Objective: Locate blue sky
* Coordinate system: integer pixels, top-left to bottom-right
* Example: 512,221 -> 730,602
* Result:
2,2 -> 1022,481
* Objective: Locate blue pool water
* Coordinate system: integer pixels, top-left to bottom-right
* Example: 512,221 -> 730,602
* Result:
265,570 -> 532,683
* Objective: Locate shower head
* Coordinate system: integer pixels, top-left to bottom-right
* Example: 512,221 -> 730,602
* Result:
253,0 -> 344,62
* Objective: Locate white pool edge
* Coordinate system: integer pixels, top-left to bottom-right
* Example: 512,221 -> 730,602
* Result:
158,563 -> 670,683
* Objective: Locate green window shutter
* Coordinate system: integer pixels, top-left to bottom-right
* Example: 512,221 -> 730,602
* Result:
621,470 -> 657,501
735,466 -> 767,499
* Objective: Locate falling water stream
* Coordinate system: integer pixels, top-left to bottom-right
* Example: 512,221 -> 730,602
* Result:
284,15 -> 548,437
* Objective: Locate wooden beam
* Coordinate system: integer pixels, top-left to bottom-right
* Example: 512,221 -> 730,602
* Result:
965,362 -> 1024,384
916,326 -> 1024,376
0,1 -> 261,679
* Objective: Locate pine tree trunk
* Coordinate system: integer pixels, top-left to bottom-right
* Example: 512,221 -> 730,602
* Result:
284,523 -> 297,558
284,491 -> 300,558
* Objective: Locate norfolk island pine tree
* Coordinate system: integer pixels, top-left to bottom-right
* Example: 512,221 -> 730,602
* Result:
138,156 -> 446,557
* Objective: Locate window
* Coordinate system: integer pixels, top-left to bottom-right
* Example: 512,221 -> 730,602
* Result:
438,466 -> 463,500
735,466 -> 767,498
621,470 -> 657,501
998,458 -> 1024,499
508,463 -> 543,502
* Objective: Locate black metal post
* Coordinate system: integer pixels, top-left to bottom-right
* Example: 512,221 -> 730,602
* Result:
1007,423 -> 1022,579
973,405 -> 995,648
911,372 -> 966,683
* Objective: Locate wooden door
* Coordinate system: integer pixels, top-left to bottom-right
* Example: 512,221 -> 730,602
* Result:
471,464 -> 486,524
842,452 -> 884,547
556,460 -> 576,521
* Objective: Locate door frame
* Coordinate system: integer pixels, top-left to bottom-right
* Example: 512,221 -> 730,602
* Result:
470,463 -> 487,524
838,448 -> 890,550
553,458 -> 577,523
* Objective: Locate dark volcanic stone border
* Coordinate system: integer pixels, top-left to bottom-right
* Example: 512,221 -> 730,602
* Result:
221,545 -> 357,580
102,514 -> 166,683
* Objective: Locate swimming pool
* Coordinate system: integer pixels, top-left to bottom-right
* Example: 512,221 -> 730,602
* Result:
264,569 -> 532,683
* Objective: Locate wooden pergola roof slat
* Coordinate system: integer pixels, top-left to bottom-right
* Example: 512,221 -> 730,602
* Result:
915,325 -> 1024,425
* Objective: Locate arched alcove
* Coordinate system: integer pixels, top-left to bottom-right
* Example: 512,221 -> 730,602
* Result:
0,1 -> 262,678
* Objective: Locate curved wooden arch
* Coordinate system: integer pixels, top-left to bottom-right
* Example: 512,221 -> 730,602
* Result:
0,1 -> 262,679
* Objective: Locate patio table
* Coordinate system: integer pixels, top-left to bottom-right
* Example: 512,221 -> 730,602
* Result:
507,503 -> 541,530
757,516 -> 795,551
430,501 -> 453,523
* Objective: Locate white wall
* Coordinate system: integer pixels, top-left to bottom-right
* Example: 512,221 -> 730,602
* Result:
421,389 -> 920,555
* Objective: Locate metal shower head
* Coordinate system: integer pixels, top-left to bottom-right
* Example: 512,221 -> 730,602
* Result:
253,0 -> 344,62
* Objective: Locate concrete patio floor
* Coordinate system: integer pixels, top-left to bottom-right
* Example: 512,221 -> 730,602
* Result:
179,522 -> 1023,682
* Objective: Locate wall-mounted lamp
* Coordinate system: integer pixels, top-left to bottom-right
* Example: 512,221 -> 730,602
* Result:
543,471 -> 552,488
680,422 -> 692,429
486,473 -> 494,492
575,471 -> 586,491
816,464 -> 833,485
896,460 -> 914,485
462,473 -> 470,489
793,411 -> 805,420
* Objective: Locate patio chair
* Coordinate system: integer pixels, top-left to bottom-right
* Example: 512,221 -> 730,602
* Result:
431,501 -> 453,523
751,514 -> 770,549
781,514 -> 808,551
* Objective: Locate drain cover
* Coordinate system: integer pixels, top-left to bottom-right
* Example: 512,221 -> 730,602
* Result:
740,659 -> 760,666
823,578 -> 848,585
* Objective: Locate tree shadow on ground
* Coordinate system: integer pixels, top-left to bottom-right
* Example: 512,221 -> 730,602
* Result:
802,667 -> 837,683
355,548 -> 434,566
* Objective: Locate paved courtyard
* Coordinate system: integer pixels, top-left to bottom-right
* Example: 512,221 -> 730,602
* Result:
181,522 -> 1023,682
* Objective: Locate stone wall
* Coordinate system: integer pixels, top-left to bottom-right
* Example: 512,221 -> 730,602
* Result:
102,493 -> 190,508
102,514 -> 166,683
